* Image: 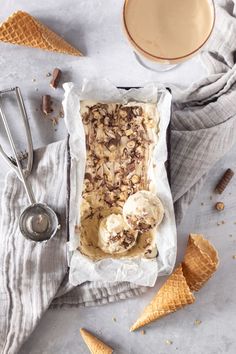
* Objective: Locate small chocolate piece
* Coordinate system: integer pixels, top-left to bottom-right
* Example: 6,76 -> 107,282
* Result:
50,68 -> 62,89
106,138 -> 119,152
215,202 -> 225,211
42,95 -> 53,115
215,169 -> 234,194
84,172 -> 93,182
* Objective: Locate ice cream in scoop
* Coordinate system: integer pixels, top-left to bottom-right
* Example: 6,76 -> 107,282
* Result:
98,214 -> 138,254
123,190 -> 164,232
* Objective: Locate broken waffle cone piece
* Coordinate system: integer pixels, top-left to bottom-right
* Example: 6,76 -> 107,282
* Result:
80,328 -> 113,354
182,234 -> 219,292
130,264 -> 195,331
0,11 -> 82,56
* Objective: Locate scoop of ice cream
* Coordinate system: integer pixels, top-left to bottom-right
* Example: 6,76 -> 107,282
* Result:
123,190 -> 164,232
98,214 -> 138,254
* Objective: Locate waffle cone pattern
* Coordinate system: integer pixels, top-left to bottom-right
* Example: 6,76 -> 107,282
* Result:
80,328 -> 113,354
130,265 -> 195,331
182,234 -> 219,292
0,11 -> 82,56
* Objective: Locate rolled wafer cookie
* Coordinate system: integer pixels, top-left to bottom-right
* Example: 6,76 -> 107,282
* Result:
80,328 -> 113,354
130,264 -> 195,331
182,234 -> 219,292
0,11 -> 82,56
215,168 -> 234,194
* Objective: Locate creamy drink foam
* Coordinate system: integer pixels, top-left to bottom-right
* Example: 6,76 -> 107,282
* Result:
123,0 -> 214,60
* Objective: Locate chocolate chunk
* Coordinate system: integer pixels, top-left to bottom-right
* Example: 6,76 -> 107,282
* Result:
104,194 -> 113,206
42,95 -> 53,115
84,173 -> 93,182
50,68 -> 62,89
215,169 -> 234,194
106,138 -> 119,152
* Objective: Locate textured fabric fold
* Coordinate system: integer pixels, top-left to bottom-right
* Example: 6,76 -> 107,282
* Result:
170,1 -> 236,223
0,140 -> 68,354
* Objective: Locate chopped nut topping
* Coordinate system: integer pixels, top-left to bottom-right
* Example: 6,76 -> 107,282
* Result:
165,340 -> 173,345
131,175 -> 140,184
125,129 -> 133,136
119,192 -> 127,201
126,140 -> 136,149
215,202 -> 225,211
120,185 -> 127,192
119,109 -> 127,118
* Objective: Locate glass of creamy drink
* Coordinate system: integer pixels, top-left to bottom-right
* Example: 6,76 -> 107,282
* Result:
123,0 -> 215,71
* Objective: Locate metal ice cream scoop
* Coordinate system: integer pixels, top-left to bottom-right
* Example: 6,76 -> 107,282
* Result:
0,87 -> 59,241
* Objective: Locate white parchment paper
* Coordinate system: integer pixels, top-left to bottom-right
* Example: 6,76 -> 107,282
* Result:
63,79 -> 176,287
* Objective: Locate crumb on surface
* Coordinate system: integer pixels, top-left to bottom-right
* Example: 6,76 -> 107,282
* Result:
141,330 -> 146,335
46,72 -> 52,77
112,317 -> 117,322
32,78 -> 36,82
201,202 -> 204,206
217,222 -> 221,226
215,202 -> 225,211
165,339 -> 173,345
194,320 -> 202,326
221,220 -> 225,224
232,255 -> 236,260
50,117 -> 59,126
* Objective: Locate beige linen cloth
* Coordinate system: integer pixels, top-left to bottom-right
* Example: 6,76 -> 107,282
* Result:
1,1 -> 236,353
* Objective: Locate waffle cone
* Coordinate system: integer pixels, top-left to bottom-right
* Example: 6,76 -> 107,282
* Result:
182,234 -> 219,292
130,264 -> 195,331
80,328 -> 113,354
0,11 -> 82,56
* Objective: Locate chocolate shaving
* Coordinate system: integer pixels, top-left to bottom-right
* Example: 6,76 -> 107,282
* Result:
126,162 -> 136,174
110,234 -> 122,242
50,68 -> 62,89
215,202 -> 225,211
42,95 -> 53,115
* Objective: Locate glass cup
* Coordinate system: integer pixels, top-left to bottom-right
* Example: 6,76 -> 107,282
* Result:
122,0 -> 215,71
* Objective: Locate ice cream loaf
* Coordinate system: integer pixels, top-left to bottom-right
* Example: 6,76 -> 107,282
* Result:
77,100 -> 160,260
